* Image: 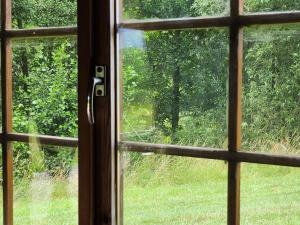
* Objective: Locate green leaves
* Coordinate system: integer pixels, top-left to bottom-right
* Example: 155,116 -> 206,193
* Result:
13,0 -> 77,28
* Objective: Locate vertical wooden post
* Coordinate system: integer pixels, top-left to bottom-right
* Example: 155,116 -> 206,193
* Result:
228,0 -> 243,225
93,0 -> 116,223
78,0 -> 95,224
1,0 -> 13,224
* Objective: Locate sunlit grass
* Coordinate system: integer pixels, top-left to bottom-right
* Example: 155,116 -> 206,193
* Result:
0,155 -> 297,225
3,166 -> 78,225
123,154 -> 300,225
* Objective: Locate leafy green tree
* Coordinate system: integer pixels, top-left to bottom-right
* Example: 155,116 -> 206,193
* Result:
12,0 -> 77,179
123,0 -> 228,144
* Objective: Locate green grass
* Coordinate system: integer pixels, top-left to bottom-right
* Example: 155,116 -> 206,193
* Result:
123,154 -> 300,225
2,167 -> 79,225
0,156 -> 298,224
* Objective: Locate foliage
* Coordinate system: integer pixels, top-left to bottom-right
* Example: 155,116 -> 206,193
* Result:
10,0 -> 300,182
122,0 -> 300,154
12,1 -> 77,180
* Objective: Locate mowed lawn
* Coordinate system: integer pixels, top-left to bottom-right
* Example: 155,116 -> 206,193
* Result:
123,155 -> 300,225
0,167 -> 78,225
0,158 -> 299,224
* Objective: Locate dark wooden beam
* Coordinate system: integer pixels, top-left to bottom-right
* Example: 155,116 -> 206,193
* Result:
119,16 -> 231,30
7,133 -> 78,148
240,11 -> 300,26
78,0 -> 94,223
93,0 -> 116,223
4,26 -> 77,38
119,11 -> 300,31
119,141 -> 300,168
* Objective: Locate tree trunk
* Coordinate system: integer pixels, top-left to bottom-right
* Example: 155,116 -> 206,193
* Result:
171,65 -> 180,141
17,19 -> 30,117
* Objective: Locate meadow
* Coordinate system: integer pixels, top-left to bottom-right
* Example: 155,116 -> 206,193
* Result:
123,155 -> 300,225
4,156 -> 299,225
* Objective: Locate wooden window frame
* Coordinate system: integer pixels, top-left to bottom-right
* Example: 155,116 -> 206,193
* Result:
115,1 -> 300,225
0,1 -> 81,224
0,0 -> 299,224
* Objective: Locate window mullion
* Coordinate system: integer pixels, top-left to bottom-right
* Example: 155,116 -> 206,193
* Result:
228,0 -> 243,225
1,0 -> 13,224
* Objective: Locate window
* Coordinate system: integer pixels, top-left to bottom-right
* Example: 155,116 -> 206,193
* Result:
1,0 -> 299,224
1,0 -> 78,224
116,1 -> 300,224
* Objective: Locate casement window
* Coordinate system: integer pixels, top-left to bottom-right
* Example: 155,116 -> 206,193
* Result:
0,0 -> 299,224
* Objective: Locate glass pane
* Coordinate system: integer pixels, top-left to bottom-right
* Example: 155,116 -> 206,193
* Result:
13,143 -> 78,225
120,28 -> 228,148
122,0 -> 230,20
12,37 -> 78,137
241,163 -> 300,224
12,0 -> 77,28
244,1 -> 300,13
121,151 -> 227,224
242,24 -> 300,155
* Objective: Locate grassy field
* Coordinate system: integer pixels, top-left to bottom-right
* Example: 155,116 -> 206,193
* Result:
0,167 -> 79,225
0,156 -> 297,224
122,154 -> 300,225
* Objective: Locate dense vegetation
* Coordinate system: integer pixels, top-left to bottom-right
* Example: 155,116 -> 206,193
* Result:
9,0 -> 299,180
122,0 -> 300,154
3,0 -> 299,224
12,0 -> 77,180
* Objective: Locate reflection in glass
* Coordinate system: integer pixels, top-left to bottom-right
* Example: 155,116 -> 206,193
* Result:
121,151 -> 227,224
120,28 -> 228,148
12,0 -> 77,28
122,0 -> 230,19
12,37 -> 78,137
243,24 -> 300,154
244,1 -> 300,13
13,143 -> 78,225
241,164 -> 300,224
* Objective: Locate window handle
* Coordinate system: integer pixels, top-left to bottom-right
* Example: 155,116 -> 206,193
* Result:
87,66 -> 106,124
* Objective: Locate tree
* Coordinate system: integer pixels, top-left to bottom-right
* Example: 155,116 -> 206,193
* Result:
12,0 -> 77,179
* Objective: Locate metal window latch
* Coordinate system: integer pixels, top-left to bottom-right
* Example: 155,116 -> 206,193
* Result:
95,65 -> 106,96
87,65 -> 107,124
